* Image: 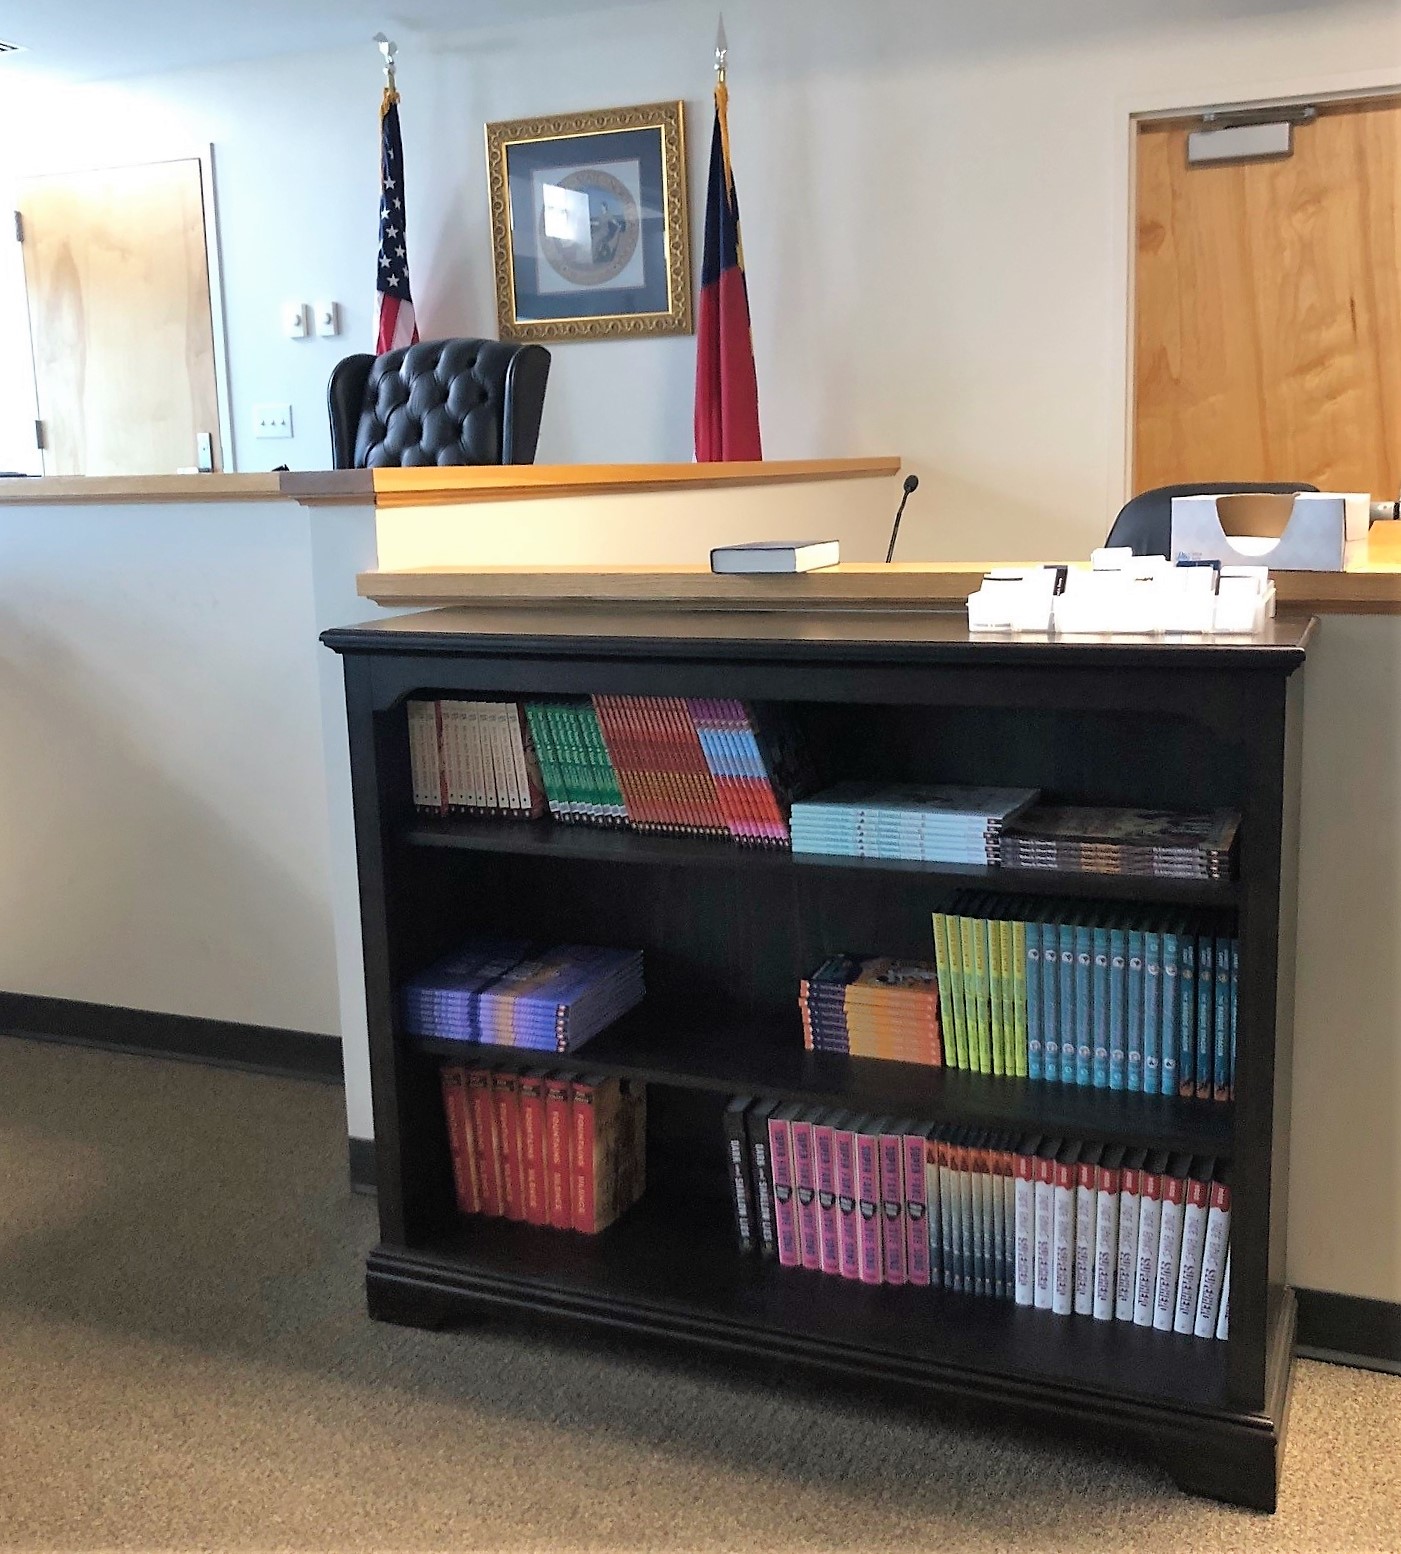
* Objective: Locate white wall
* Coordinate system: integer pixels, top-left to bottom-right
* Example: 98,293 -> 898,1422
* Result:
1,0 -> 1397,541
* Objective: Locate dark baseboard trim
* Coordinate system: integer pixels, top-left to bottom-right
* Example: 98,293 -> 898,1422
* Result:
1294,1287 -> 1401,1373
349,1136 -> 377,1193
0,991 -> 342,1084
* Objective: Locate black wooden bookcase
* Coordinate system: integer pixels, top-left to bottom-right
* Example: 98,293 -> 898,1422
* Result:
323,606 -> 1312,1511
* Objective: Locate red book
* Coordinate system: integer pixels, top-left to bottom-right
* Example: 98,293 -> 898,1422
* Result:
491,1070 -> 525,1222
517,1069 -> 548,1225
466,1067 -> 503,1217
592,697 -> 648,829
543,1072 -> 574,1229
669,697 -> 727,834
568,1074 -> 644,1233
644,697 -> 685,831
440,1065 -> 481,1215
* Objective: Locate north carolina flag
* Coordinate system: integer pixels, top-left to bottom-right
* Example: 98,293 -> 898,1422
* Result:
694,80 -> 761,461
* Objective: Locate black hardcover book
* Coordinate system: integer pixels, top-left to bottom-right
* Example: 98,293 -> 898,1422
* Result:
745,1097 -> 780,1259
723,1095 -> 758,1254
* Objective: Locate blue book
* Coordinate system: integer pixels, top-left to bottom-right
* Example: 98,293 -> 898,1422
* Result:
1041,918 -> 1060,1082
1160,922 -> 1180,1096
1142,927 -> 1162,1097
1195,936 -> 1215,1098
1229,939 -> 1239,1098
1179,935 -> 1198,1097
1126,927 -> 1145,1093
1026,918 -> 1043,1082
1108,921 -> 1128,1091
1058,920 -> 1077,1086
1214,935 -> 1232,1100
1074,923 -> 1093,1087
1091,923 -> 1111,1090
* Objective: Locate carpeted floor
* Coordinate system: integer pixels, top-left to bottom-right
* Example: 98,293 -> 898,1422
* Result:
0,1036 -> 1397,1554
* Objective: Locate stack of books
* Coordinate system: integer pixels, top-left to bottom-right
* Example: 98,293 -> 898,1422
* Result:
999,806 -> 1241,880
931,896 -> 1238,1098
441,1065 -> 646,1233
407,699 -> 547,820
789,783 -> 1040,864
724,1101 -> 1232,1340
402,938 -> 644,1053
799,955 -> 942,1064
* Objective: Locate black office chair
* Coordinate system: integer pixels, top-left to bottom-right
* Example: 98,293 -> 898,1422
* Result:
1106,481 -> 1319,557
327,337 -> 551,468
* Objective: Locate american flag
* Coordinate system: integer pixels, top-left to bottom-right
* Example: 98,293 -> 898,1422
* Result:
375,84 -> 418,353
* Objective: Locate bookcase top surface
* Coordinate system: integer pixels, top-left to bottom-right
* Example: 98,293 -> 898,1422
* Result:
323,605 -> 1315,671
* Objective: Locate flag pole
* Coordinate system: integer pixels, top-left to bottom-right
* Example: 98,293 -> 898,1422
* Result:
373,31 -> 398,99
714,14 -> 727,85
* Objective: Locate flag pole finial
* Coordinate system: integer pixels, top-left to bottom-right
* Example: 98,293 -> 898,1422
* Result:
714,15 -> 727,85
373,31 -> 397,93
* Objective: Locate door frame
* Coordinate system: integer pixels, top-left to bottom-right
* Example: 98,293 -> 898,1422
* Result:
16,145 -> 236,475
1110,70 -> 1401,509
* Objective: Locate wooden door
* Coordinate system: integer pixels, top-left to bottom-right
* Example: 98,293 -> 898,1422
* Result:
17,158 -> 223,475
1133,98 -> 1401,499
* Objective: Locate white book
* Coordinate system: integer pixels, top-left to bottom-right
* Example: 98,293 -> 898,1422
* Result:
1073,1147 -> 1100,1317
1013,1144 -> 1036,1307
710,539 -> 840,574
1051,1145 -> 1078,1317
1174,1164 -> 1213,1334
1194,1180 -> 1232,1338
1153,1157 -> 1190,1331
444,702 -> 468,809
494,703 -> 521,814
1033,1146 -> 1057,1310
1092,1160 -> 1121,1322
1132,1153 -> 1169,1327
407,701 -> 435,809
1114,1150 -> 1145,1321
1215,1247 -> 1231,1341
504,703 -> 531,814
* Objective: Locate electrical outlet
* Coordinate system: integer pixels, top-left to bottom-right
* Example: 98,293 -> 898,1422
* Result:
253,403 -> 293,439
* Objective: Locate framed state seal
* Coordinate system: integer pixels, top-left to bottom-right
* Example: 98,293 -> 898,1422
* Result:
485,100 -> 692,342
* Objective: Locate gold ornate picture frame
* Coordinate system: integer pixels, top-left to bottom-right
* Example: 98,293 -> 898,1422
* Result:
485,101 -> 692,343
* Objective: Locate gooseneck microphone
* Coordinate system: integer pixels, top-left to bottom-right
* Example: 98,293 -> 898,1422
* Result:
885,474 -> 920,563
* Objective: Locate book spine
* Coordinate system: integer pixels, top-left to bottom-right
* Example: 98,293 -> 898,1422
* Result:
1033,1154 -> 1056,1310
970,1146 -> 988,1296
924,1136 -> 943,1287
1174,1174 -> 1210,1333
467,1067 -> 502,1218
544,1074 -> 574,1230
1010,919 -> 1028,1078
1051,1156 -> 1077,1317
491,1071 -> 524,1222
968,917 -> 992,1075
748,1118 -> 777,1260
1073,924 -> 1093,1087
1179,934 -> 1198,1097
856,1128 -> 884,1284
1216,1247 -> 1231,1341
835,1122 -> 860,1279
879,1130 -> 908,1285
1230,940 -> 1239,1100
904,1132 -> 931,1286
723,1102 -> 756,1254
1114,1166 -> 1141,1321
790,1116 -> 822,1271
1025,922 -> 1043,1082
1195,936 -> 1215,1099
1142,929 -> 1162,1097
938,1140 -> 957,1292
440,1066 -> 481,1215
1214,936 -> 1232,1101
570,1078 -> 599,1233
1194,1182 -> 1232,1338
1040,919 -> 1059,1083
1132,1171 -> 1163,1327
1092,1163 -> 1121,1321
1161,927 -> 1180,1095
931,913 -> 959,1069
1090,926 -> 1110,1089
815,1120 -> 841,1274
517,1072 -> 547,1226
987,914 -> 1006,1077
1013,1148 -> 1036,1306
1108,925 -> 1128,1091
1126,929 -> 1145,1094
1073,1157 -> 1097,1316
1057,924 -> 1077,1086
768,1114 -> 801,1268
1153,1172 -> 1187,1331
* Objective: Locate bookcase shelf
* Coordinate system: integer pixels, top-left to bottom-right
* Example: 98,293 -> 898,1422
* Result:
403,1008 -> 1233,1156
400,815 -> 1242,906
324,605 -> 1310,1513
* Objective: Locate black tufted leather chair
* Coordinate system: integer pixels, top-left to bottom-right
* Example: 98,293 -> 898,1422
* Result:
327,337 -> 551,468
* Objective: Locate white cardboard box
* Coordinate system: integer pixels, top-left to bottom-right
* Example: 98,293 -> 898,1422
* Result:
1170,491 -> 1369,571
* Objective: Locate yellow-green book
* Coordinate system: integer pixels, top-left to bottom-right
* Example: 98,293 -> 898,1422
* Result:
986,909 -> 1005,1077
1010,917 -> 1029,1077
962,913 -> 991,1074
931,912 -> 964,1070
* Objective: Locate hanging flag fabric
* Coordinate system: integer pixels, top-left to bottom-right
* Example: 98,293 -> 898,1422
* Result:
375,84 -> 418,354
694,79 -> 761,461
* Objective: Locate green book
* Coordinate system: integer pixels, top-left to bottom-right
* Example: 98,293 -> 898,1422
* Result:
523,703 -> 564,817
962,912 -> 991,1075
1010,915 -> 1028,1078
986,906 -> 1005,1077
579,700 -> 626,821
931,912 -> 963,1070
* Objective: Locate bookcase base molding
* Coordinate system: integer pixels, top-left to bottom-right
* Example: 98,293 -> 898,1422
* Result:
323,606 -> 1312,1516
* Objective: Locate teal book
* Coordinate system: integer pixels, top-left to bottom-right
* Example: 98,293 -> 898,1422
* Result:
1142,927 -> 1162,1097
1229,939 -> 1239,1099
1178,934 -> 1198,1098
1025,917 -> 1043,1081
1214,935 -> 1232,1100
1126,925 -> 1145,1094
1057,916 -> 1077,1085
1108,919 -> 1128,1091
1160,920 -> 1181,1096
1074,922 -> 1093,1086
1040,917 -> 1060,1082
1091,922 -> 1111,1089
1195,936 -> 1215,1100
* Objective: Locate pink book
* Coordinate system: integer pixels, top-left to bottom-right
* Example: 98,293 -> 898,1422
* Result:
877,1121 -> 907,1286
768,1105 -> 801,1267
790,1112 -> 822,1271
855,1122 -> 884,1284
903,1126 -> 931,1286
834,1116 -> 861,1279
814,1113 -> 842,1275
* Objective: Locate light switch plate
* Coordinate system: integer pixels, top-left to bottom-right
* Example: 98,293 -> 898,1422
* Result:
282,302 -> 310,339
253,403 -> 293,439
314,300 -> 341,337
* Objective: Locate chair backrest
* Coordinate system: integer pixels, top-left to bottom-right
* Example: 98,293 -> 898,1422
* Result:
1105,481 -> 1320,557
327,337 -> 551,469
